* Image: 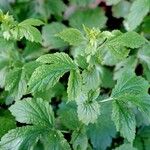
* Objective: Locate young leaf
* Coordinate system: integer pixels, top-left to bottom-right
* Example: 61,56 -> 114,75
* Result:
9,98 -> 54,127
67,70 -> 82,101
124,0 -> 150,31
57,28 -> 84,46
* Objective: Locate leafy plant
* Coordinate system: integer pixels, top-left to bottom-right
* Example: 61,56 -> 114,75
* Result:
0,0 -> 150,149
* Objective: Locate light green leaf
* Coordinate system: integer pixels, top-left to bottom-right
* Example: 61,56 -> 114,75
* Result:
124,0 -> 150,31
0,126 -> 46,150
5,68 -> 27,100
76,91 -> 100,125
42,22 -> 68,49
43,130 -> 71,150
112,100 -> 136,142
111,71 -> 150,142
9,98 -> 54,127
112,1 -> 131,18
67,70 -> 82,101
28,65 -> 68,92
19,18 -> 44,26
57,28 -> 84,46
37,52 -> 77,70
108,31 -> 146,49
69,8 -> 107,30
105,0 -> 121,5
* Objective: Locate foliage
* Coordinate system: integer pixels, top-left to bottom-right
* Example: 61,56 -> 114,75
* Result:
0,0 -> 150,149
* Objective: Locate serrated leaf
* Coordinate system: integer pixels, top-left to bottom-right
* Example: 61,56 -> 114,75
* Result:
5,68 -> 27,101
42,22 -> 68,49
69,8 -> 107,30
112,100 -> 136,142
76,91 -> 100,125
71,128 -> 88,150
57,28 -> 84,46
43,130 -> 71,150
111,71 -> 150,142
108,31 -> 146,49
124,0 -> 150,31
19,18 -> 44,26
88,103 -> 116,150
9,98 -> 54,127
67,70 -> 82,101
37,52 -> 77,70
82,66 -> 101,92
0,126 -> 45,150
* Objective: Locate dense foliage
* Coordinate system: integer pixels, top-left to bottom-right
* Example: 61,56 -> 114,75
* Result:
0,0 -> 150,150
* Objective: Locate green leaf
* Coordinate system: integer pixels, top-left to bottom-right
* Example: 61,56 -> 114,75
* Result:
82,66 -> 101,92
138,44 -> 150,82
115,144 -> 137,150
5,68 -> 27,101
124,0 -> 150,31
105,0 -> 121,5
69,8 -> 107,30
43,130 -> 71,150
67,70 -> 82,101
19,18 -> 44,26
42,22 -> 68,49
0,109 -> 16,138
19,25 -> 42,43
58,102 -> 81,130
57,28 -> 84,46
9,98 -> 54,127
112,100 -> 136,142
28,65 -> 68,92
0,126 -> 46,150
87,103 -> 116,150
111,71 -> 150,142
108,31 -> 146,49
76,91 -> 100,125
37,52 -> 77,70
112,1 -> 131,18
71,128 -> 88,150
134,126 -> 150,150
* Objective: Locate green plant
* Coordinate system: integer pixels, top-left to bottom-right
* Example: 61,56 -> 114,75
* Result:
0,0 -> 150,150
